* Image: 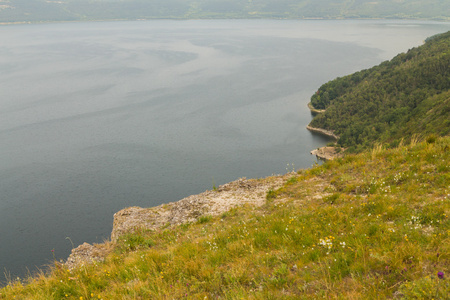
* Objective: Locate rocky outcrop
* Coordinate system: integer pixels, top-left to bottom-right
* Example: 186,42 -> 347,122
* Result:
66,176 -> 288,269
310,146 -> 344,160
66,242 -> 112,270
111,176 -> 286,241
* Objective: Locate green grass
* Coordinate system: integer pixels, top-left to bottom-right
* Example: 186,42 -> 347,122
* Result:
1,137 -> 449,299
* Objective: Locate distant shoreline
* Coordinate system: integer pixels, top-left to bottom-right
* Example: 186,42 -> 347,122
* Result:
306,125 -> 339,140
306,103 -> 342,160
306,103 -> 339,140
1,17 -> 449,26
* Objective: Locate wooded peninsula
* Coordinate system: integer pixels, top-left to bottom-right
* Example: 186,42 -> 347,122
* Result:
309,31 -> 450,152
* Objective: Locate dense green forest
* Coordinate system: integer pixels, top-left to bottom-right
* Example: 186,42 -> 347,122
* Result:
1,0 -> 449,23
309,30 -> 450,152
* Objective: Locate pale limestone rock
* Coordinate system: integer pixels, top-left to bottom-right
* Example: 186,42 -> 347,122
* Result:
66,175 -> 287,269
111,176 -> 286,241
66,242 -> 111,270
310,146 -> 344,160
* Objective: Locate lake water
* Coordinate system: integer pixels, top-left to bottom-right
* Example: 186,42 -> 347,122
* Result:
0,19 -> 449,280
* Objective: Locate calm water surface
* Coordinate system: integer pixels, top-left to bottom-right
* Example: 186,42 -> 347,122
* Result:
0,19 -> 449,279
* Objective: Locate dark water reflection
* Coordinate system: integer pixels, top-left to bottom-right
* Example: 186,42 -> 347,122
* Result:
0,19 -> 448,280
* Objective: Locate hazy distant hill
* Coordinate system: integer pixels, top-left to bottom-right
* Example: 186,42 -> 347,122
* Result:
1,0 -> 449,23
309,31 -> 450,151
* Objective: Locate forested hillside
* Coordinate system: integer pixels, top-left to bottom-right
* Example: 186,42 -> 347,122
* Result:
1,0 -> 449,23
309,31 -> 450,152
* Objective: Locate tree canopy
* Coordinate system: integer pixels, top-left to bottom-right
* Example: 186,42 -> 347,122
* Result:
309,31 -> 450,152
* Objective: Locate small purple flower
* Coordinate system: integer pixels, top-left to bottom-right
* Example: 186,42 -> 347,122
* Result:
438,271 -> 444,279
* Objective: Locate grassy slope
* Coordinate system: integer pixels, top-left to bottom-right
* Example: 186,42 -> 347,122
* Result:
309,31 -> 450,151
1,136 -> 448,299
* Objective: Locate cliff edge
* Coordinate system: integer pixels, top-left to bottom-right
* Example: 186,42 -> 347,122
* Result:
66,175 -> 289,269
